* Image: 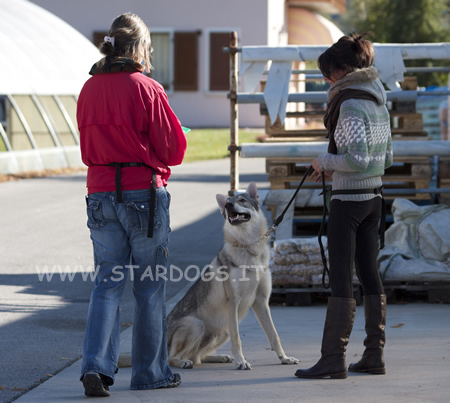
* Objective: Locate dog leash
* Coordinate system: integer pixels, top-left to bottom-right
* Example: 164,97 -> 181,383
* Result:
272,165 -> 314,229
318,172 -> 330,289
270,166 -> 331,289
234,166 -> 314,252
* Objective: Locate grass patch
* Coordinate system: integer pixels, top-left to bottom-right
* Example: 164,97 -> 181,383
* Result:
183,128 -> 263,163
0,128 -> 262,167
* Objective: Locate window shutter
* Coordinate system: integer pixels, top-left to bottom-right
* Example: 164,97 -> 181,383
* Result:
209,32 -> 231,91
92,31 -> 108,48
174,32 -> 199,91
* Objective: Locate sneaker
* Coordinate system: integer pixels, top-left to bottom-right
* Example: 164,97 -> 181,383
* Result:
82,371 -> 110,397
158,373 -> 181,389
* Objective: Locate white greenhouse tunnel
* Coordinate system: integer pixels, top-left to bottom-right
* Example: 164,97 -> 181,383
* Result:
0,0 -> 100,174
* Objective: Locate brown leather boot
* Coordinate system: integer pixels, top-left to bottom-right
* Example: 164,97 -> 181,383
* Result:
295,297 -> 356,379
348,294 -> 386,375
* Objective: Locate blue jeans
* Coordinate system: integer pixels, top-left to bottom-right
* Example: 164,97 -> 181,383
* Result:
80,187 -> 175,389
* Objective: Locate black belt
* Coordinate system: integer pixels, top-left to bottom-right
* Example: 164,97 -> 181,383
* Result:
107,162 -> 156,238
331,186 -> 384,196
318,181 -> 386,289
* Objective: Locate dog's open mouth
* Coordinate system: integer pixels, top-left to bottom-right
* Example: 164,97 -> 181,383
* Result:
228,212 -> 251,225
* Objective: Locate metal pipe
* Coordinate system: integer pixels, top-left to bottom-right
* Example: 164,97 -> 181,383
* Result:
236,90 -> 420,104
229,31 -> 239,196
240,141 -> 450,158
53,95 -> 80,145
231,43 -> 450,61
6,94 -> 39,150
382,188 -> 450,195
263,67 -> 450,76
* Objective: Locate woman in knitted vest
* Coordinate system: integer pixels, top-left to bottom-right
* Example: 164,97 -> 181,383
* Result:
295,33 -> 392,380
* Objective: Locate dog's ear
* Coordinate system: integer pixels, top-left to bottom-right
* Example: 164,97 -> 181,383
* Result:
246,182 -> 259,203
216,194 -> 228,213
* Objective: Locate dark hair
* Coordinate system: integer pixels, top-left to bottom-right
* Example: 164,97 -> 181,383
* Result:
100,13 -> 152,71
318,33 -> 374,80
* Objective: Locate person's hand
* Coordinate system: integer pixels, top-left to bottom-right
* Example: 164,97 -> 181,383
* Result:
309,159 -> 333,183
309,158 -> 322,183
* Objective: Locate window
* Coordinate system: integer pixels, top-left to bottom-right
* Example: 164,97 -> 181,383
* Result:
38,96 -> 78,146
92,30 -> 200,92
5,96 -> 35,150
13,95 -> 56,149
150,31 -> 173,90
151,30 -> 200,92
208,31 -> 231,92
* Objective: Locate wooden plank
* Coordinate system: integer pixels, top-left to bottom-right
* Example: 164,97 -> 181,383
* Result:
391,135 -> 432,140
396,114 -> 423,130
260,104 -> 324,118
391,129 -> 428,136
265,156 -> 431,164
262,136 -> 326,143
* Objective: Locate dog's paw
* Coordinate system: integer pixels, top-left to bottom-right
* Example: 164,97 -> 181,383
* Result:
221,355 -> 233,363
181,360 -> 194,369
281,356 -> 300,365
236,360 -> 253,370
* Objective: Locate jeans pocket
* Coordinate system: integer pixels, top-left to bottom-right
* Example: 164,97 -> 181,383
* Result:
156,243 -> 169,269
126,200 -> 161,232
86,196 -> 105,228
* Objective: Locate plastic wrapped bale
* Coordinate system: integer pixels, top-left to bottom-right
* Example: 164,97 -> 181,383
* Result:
378,198 -> 450,282
270,237 -> 327,286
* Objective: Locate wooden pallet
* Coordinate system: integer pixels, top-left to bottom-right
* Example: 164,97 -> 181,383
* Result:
266,156 -> 433,199
434,157 -> 449,205
384,282 -> 450,304
270,285 -> 363,306
270,282 -> 450,306
390,112 -> 423,131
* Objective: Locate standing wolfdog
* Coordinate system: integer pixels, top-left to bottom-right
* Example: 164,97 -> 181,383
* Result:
167,182 -> 299,370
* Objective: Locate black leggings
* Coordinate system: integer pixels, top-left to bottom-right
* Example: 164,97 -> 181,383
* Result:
327,197 -> 384,298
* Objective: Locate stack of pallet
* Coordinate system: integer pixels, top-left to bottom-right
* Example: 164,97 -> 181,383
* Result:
261,76 -> 438,237
387,77 -> 432,201
438,157 -> 450,205
263,77 -> 432,197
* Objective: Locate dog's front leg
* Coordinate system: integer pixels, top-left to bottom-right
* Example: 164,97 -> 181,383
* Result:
252,296 -> 299,365
227,305 -> 252,370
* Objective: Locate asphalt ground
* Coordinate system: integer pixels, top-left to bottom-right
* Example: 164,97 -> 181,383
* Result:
2,157 -> 450,402
0,157 -> 270,402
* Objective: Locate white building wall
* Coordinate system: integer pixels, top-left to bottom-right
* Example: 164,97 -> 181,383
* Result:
29,0 -> 274,128
267,0 -> 288,46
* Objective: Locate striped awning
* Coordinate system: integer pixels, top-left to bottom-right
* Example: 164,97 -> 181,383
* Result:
288,7 -> 344,45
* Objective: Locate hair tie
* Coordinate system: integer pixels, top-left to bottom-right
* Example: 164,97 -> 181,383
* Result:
104,36 -> 115,47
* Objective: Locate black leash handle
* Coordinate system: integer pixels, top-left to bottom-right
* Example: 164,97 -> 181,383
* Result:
274,165 -> 314,227
318,171 -> 330,289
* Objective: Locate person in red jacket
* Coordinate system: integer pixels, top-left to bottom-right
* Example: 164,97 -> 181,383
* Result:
77,13 -> 187,397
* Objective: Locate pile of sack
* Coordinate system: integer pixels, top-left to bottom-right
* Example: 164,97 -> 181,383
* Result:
270,237 -> 327,286
378,198 -> 450,282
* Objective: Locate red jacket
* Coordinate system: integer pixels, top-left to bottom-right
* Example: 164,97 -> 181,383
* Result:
77,72 -> 187,194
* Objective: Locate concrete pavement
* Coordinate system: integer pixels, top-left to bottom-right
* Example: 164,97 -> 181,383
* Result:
15,301 -> 450,402
0,157 -> 269,402
2,157 -> 450,402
